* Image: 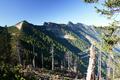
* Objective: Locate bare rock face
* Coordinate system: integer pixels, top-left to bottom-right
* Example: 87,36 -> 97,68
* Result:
16,21 -> 24,30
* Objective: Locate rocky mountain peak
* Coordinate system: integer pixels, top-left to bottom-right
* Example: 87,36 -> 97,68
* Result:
68,21 -> 74,26
15,20 -> 32,30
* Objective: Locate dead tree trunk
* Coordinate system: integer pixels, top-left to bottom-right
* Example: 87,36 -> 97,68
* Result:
41,53 -> 44,68
86,44 -> 96,80
51,46 -> 54,70
73,57 -> 77,73
61,60 -> 64,70
32,44 -> 36,68
17,41 -> 21,65
67,52 -> 70,70
107,55 -> 111,80
112,54 -> 115,80
32,56 -> 35,68
98,50 -> 102,80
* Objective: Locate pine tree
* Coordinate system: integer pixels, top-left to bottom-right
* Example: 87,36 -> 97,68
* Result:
84,0 -> 120,79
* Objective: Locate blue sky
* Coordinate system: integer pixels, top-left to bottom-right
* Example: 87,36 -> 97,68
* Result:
0,0 -> 112,26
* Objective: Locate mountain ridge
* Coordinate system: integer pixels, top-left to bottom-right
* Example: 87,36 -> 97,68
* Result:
1,20 -> 120,79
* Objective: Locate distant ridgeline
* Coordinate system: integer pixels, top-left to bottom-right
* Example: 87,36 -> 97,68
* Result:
0,20 -> 106,74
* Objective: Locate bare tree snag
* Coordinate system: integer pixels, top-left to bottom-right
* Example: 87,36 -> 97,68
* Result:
86,44 -> 96,80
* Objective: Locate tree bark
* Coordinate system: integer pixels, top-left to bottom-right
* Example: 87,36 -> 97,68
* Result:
41,53 -> 44,68
98,50 -> 102,80
107,54 -> 111,80
51,46 -> 54,70
32,56 -> 35,68
67,52 -> 70,70
32,45 -> 35,68
17,41 -> 21,65
74,57 -> 77,73
86,44 -> 96,80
